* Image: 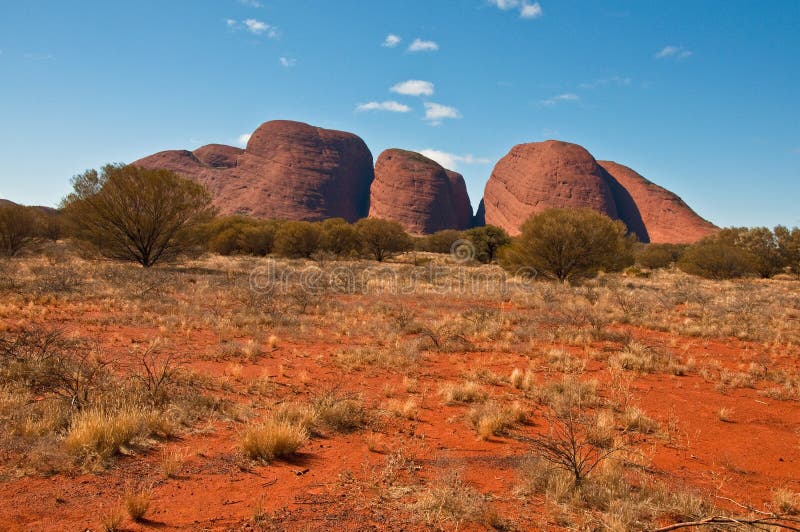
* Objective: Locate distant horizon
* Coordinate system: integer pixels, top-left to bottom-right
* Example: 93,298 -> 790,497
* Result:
1,1 -> 798,228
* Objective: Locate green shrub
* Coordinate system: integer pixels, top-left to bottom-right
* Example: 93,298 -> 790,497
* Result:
678,236 -> 756,279
417,230 -> 464,254
0,203 -> 39,256
320,218 -> 362,257
354,218 -> 412,261
463,225 -> 510,263
636,243 -> 686,269
273,221 -> 323,258
500,209 -> 634,282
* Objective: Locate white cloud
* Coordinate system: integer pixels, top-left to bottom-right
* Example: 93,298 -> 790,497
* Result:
356,101 -> 412,113
579,76 -> 632,89
226,18 -> 237,27
408,38 -> 439,52
520,2 -> 543,19
490,0 -> 543,19
279,57 -> 296,67
390,79 -> 434,97
382,34 -> 401,48
655,45 -> 693,59
424,102 -> 461,125
242,18 -> 278,38
238,133 -> 252,147
420,149 -> 491,170
238,0 -> 263,7
540,93 -> 580,106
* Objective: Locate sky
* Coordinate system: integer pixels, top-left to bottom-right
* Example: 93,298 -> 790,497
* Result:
0,0 -> 798,228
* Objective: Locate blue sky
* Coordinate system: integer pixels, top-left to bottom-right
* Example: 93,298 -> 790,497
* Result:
1,0 -> 798,227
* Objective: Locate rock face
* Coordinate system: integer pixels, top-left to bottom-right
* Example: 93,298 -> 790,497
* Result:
482,140 -> 716,243
134,120 -> 374,222
483,141 -> 618,235
369,149 -> 474,234
598,160 -> 717,244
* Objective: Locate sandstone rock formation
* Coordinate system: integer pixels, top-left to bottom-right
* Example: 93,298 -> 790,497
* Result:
482,140 -> 716,243
369,149 -> 474,234
135,120 -> 374,222
598,160 -> 717,244
483,141 -> 618,234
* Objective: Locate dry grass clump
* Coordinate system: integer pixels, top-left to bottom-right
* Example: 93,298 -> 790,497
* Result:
468,401 -> 526,439
510,367 -> 537,391
609,342 -> 675,374
65,405 -> 176,462
99,507 -> 125,532
240,418 -> 308,461
335,341 -> 420,370
271,402 -> 321,434
439,380 -> 488,405
620,406 -> 659,434
717,407 -> 734,423
546,349 -> 586,374
311,392 -> 369,433
124,486 -> 151,522
773,488 -> 799,515
383,397 -> 419,420
412,472 -> 495,528
161,448 -> 187,478
536,376 -> 599,409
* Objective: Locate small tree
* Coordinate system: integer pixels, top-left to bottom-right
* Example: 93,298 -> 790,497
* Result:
199,216 -> 278,256
775,225 -> 800,277
463,225 -> 510,263
0,204 -> 39,256
354,218 -> 412,262
417,230 -> 463,254
62,164 -> 215,267
500,209 -> 634,282
273,221 -> 323,258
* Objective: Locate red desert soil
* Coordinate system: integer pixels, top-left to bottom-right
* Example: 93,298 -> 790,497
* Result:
0,259 -> 798,531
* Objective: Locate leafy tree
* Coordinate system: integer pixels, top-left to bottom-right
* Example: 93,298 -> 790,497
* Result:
0,203 -> 39,256
500,209 -> 634,282
62,164 -> 215,267
775,225 -> 800,277
354,218 -> 412,262
463,225 -> 510,263
735,227 -> 784,278
636,243 -> 687,269
273,221 -> 323,258
199,216 -> 278,256
320,218 -> 362,257
678,236 -> 756,279
417,230 -> 463,254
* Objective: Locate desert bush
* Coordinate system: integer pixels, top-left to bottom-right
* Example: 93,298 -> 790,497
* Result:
463,225 -> 510,263
0,329 -> 109,410
416,229 -> 463,254
776,225 -> 800,276
273,221 -> 323,258
532,406 -> 626,486
636,243 -> 686,269
0,203 -> 40,256
609,342 -> 675,374
679,234 -> 757,279
62,164 -> 215,267
354,218 -> 412,261
199,216 -> 278,256
320,218 -> 362,257
735,227 -> 785,278
240,418 -> 308,461
500,208 -> 635,282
